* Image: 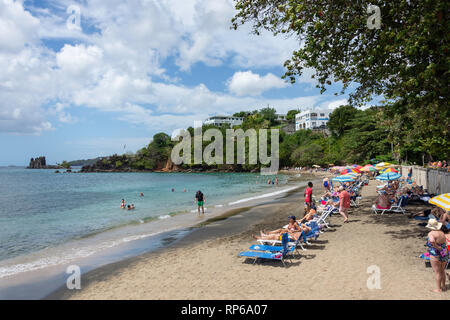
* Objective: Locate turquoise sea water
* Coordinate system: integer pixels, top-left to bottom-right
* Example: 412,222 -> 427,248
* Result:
0,168 -> 289,267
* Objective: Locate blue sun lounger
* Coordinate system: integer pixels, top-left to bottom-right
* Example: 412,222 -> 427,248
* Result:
239,233 -> 292,267
248,231 -> 304,258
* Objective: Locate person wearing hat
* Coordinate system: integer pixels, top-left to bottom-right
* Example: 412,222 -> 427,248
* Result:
337,186 -> 350,223
425,218 -> 449,293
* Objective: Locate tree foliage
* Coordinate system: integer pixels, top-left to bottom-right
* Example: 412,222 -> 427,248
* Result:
232,0 -> 450,160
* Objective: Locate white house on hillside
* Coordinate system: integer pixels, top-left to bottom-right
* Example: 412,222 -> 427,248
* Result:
203,115 -> 244,127
295,109 -> 331,130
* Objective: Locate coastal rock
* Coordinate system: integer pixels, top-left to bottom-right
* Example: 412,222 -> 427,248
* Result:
28,156 -> 47,169
28,156 -> 63,169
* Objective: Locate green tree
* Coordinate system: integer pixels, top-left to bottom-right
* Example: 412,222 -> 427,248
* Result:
286,109 -> 300,121
232,0 -> 450,161
60,160 -> 71,169
327,105 -> 359,137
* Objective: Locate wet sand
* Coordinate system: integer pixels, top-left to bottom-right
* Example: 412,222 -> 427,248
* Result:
59,180 -> 449,300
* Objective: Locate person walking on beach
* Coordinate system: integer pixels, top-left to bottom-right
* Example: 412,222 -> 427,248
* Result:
304,182 -> 313,216
195,190 -> 205,216
425,219 -> 449,293
338,186 -> 350,223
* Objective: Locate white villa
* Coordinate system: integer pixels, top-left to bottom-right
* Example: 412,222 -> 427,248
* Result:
203,115 -> 244,127
295,109 -> 331,130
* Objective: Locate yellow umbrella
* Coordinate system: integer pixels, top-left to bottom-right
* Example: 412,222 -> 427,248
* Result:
375,162 -> 391,167
381,167 -> 398,173
429,193 -> 450,211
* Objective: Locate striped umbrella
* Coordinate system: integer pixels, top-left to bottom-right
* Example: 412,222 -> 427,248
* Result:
343,173 -> 358,177
429,193 -> 450,211
381,167 -> 398,173
341,168 -> 360,175
333,175 -> 357,183
376,172 -> 402,181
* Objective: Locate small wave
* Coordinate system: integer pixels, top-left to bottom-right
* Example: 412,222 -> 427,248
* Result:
158,215 -> 171,220
0,228 -> 177,279
228,186 -> 299,206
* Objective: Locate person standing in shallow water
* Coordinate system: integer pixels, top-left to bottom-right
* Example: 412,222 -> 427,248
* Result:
195,190 -> 205,216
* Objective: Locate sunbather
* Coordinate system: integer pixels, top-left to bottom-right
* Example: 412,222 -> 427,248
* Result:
374,192 -> 391,210
299,209 -> 318,223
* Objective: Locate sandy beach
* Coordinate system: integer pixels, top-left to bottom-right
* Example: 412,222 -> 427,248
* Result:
60,179 -> 449,300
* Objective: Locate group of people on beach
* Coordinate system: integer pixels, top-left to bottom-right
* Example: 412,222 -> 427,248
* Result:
120,199 -> 135,211
304,180 -> 352,223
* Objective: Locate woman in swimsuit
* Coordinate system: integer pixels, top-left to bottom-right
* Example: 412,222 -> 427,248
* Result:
254,216 -> 311,241
426,219 -> 449,293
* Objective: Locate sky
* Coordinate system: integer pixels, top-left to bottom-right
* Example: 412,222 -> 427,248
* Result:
0,0 -> 351,166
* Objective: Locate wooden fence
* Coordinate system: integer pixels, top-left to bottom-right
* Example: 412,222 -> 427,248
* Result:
400,166 -> 450,194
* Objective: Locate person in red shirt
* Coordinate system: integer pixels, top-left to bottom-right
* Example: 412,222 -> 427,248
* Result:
304,182 -> 313,216
338,186 -> 350,223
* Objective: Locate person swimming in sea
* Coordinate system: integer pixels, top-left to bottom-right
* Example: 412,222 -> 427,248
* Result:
140,192 -> 144,197
120,199 -> 126,209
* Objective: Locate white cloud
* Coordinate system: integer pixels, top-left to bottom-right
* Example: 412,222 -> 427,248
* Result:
0,0 -> 40,53
0,0 -> 324,136
323,99 -> 348,110
227,71 -> 288,96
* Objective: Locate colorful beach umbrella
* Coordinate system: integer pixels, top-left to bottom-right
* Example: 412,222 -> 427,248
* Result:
333,175 -> 357,183
376,172 -> 401,181
340,168 -> 360,175
360,166 -> 377,172
375,162 -> 391,167
381,167 -> 398,173
429,193 -> 450,211
343,173 -> 358,177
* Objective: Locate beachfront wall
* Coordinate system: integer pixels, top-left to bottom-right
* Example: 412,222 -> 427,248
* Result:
400,166 -> 450,194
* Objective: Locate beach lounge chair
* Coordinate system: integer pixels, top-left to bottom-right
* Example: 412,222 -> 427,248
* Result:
239,233 -> 292,267
249,231 -> 304,258
314,206 -> 336,229
372,196 -> 407,215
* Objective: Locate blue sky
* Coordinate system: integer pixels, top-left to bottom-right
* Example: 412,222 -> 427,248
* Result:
0,0 -> 350,165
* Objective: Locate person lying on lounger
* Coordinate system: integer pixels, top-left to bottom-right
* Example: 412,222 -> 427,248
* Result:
410,206 -> 445,220
374,192 -> 391,210
298,209 -> 319,223
253,216 -> 311,241
253,228 -> 310,242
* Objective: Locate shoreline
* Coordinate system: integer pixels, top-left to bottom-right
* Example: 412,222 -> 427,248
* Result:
44,180 -> 319,300
63,179 -> 449,300
0,174 -> 324,300
47,181 -> 315,300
